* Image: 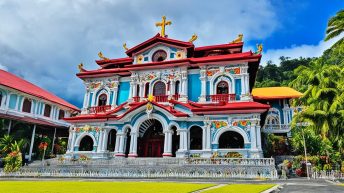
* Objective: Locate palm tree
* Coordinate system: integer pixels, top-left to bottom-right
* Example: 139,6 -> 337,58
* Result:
325,9 -> 344,47
0,135 -> 14,155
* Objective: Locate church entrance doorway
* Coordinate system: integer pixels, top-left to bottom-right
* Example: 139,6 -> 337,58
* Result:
137,119 -> 164,157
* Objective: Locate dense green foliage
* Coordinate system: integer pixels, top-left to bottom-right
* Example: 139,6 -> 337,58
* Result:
255,57 -> 313,88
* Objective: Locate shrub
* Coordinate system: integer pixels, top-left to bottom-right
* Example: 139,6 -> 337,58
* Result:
4,151 -> 22,173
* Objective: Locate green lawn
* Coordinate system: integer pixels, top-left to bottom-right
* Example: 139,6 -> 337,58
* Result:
203,184 -> 276,193
0,181 -> 214,193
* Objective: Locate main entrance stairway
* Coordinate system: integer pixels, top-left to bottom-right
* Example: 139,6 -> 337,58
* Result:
1,158 -> 278,179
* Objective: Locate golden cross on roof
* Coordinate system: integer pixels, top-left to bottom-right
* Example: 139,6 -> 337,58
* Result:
155,16 -> 172,37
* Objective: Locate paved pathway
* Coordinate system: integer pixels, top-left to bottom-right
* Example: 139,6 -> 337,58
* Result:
279,179 -> 344,193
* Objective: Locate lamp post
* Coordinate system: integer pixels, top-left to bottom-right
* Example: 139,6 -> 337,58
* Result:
297,121 -> 310,180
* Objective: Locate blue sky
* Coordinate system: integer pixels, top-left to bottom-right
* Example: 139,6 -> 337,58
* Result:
0,0 -> 342,108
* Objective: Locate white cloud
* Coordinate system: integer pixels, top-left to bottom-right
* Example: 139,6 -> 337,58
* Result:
261,36 -> 341,65
0,63 -> 7,71
0,0 -> 279,107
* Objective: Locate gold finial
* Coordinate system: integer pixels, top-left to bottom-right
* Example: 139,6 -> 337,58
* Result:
231,34 -> 243,43
78,63 -> 85,72
98,52 -> 109,60
256,43 -> 263,54
189,33 -> 198,43
147,94 -> 155,102
123,43 -> 129,51
155,16 -> 172,37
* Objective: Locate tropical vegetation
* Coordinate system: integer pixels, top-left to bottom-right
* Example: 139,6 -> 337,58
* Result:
259,9 -> 344,173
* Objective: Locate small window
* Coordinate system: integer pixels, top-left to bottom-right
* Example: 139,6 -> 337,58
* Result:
44,104 -> 51,117
22,98 -> 32,113
216,81 -> 229,94
58,110 -> 65,119
152,50 -> 167,62
98,94 -> 107,106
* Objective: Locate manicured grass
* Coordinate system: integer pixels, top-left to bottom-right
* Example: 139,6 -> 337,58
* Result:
0,181 -> 214,193
203,184 -> 276,193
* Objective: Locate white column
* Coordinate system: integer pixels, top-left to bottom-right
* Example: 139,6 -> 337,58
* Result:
202,127 -> 206,150
50,128 -> 57,154
97,130 -> 104,152
129,83 -> 134,99
163,131 -> 172,157
114,135 -> 120,153
28,124 -> 36,161
66,128 -> 72,153
82,92 -> 88,109
250,124 -> 257,150
256,126 -> 262,151
129,132 -> 138,157
102,130 -> 108,151
7,119 -> 12,135
118,134 -> 125,154
206,126 -> 211,150
70,130 -> 76,152
179,130 -> 188,150
139,83 -> 144,98
112,85 -> 118,106
199,68 -> 207,102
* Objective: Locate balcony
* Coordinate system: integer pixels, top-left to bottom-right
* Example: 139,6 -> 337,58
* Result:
206,94 -> 236,103
132,94 -> 180,103
263,124 -> 291,133
88,105 -> 112,114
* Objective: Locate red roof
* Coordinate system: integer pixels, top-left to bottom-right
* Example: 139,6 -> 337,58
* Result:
95,57 -> 133,68
0,113 -> 65,128
64,101 -> 188,122
194,42 -> 243,52
171,100 -> 270,114
77,51 -> 261,78
0,70 -> 79,111
125,33 -> 194,56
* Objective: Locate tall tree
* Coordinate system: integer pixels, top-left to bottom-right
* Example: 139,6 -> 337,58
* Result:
325,9 -> 344,47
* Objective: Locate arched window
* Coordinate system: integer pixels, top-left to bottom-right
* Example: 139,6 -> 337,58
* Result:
152,50 -> 167,62
175,81 -> 180,94
153,81 -> 166,96
267,116 -> 279,125
219,131 -> 244,148
58,110 -> 65,119
79,135 -> 94,151
22,98 -> 32,113
189,126 -> 203,150
98,94 -> 107,106
44,104 -> 51,117
216,81 -> 229,94
107,129 -> 117,151
145,82 -> 150,97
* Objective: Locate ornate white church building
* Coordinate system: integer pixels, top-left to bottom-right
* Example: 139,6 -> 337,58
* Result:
64,17 -> 301,159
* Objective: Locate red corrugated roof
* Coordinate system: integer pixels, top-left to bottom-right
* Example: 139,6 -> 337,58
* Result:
0,70 -> 79,111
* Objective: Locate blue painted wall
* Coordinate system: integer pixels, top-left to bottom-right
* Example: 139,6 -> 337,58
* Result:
117,81 -> 130,105
188,74 -> 201,102
235,79 -> 242,100
110,91 -> 114,105
9,94 -> 17,109
271,100 -> 284,124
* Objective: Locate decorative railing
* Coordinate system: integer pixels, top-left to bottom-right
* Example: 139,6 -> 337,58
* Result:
171,94 -> 180,101
312,170 -> 344,180
263,124 -> 291,133
88,105 -> 111,114
0,158 -> 278,179
154,95 -> 169,102
132,96 -> 140,102
206,94 -> 236,103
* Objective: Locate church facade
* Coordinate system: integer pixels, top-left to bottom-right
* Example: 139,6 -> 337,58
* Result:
64,17 -> 301,159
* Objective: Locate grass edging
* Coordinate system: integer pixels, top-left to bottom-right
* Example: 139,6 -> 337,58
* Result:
261,185 -> 281,193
